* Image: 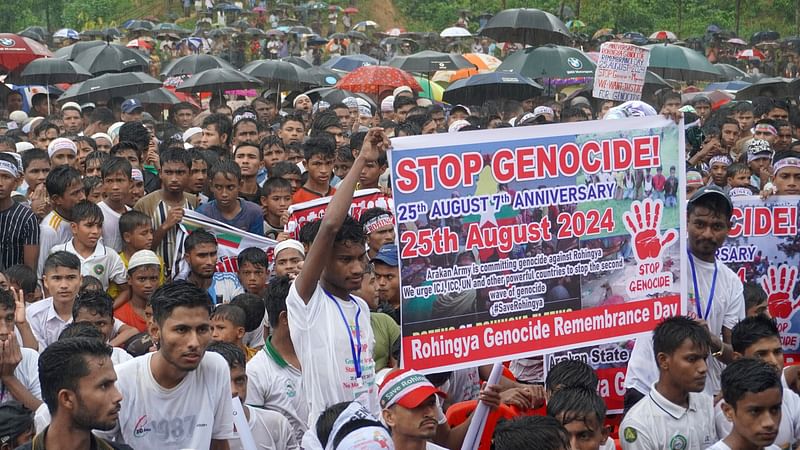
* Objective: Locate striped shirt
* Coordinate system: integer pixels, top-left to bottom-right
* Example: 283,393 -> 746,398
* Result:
133,190 -> 197,278
0,201 -> 39,270
37,210 -> 73,278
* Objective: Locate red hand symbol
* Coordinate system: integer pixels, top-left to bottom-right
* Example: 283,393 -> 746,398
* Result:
761,264 -> 799,320
622,198 -> 677,261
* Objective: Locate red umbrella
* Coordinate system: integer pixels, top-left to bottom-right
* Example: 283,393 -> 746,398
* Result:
343,7 -> 359,14
0,33 -> 53,72
736,48 -> 766,60
335,65 -> 421,95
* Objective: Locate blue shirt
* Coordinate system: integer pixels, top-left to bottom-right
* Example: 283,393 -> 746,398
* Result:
197,199 -> 264,236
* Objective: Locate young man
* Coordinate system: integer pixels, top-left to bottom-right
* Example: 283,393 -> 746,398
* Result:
372,244 -> 400,324
260,178 -> 292,240
233,141 -> 262,204
236,248 -> 268,298
292,136 -> 336,204
712,358 -> 782,450
277,115 -> 306,147
288,127 -> 389,422
115,250 -> 160,333
197,160 -> 263,235
181,229 -> 243,305
26,252 -> 82,351
98,157 -> 133,252
37,166 -> 85,277
621,316 -> 717,450
22,337 -> 129,450
200,113 -> 233,151
0,288 -> 41,411
186,149 -> 210,202
625,185 -> 744,405
746,139 -> 773,191
134,148 -> 198,277
99,281 -> 234,449
258,136 -> 287,184
770,150 -> 800,195
232,117 -> 260,148
379,368 -> 448,450
359,208 -> 395,260
709,155 -> 732,188
252,97 -> 277,126
170,102 -> 197,132
547,387 -> 610,450
357,148 -> 388,190
0,153 -> 38,271
20,149 -> 50,218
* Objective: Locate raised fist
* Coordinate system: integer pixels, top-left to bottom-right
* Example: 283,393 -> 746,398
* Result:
761,264 -> 800,319
622,198 -> 677,261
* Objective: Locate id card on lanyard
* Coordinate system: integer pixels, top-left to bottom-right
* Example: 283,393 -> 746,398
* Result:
323,289 -> 364,387
687,250 -> 718,320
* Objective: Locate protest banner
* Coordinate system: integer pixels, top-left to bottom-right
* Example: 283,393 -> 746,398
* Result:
389,116 -> 686,372
284,188 -> 393,238
720,195 -> 800,360
593,42 -> 650,102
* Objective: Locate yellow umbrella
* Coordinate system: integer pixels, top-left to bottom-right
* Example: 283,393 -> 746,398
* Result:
413,76 -> 444,101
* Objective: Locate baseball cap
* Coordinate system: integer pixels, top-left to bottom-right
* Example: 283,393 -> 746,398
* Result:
379,368 -> 446,409
393,86 -> 413,97
47,138 -> 78,159
0,401 -> 33,446
688,184 -> 733,215
121,98 -> 144,114
746,139 -> 773,162
61,101 -> 82,112
128,250 -> 160,272
371,243 -> 398,266
380,95 -> 395,112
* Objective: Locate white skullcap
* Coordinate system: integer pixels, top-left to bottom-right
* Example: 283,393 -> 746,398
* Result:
182,127 -> 203,142
128,250 -> 161,271
274,239 -> 305,258
380,95 -> 395,112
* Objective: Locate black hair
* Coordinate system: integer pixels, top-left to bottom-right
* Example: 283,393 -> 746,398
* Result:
560,106 -> 589,122
159,147 -> 193,169
89,107 -> 114,126
71,199 -> 104,225
72,289 -> 114,320
209,158 -> 242,183
393,95 -> 416,112
150,280 -> 212,325
656,90 -> 682,111
691,96 -> 711,107
118,121 -> 151,152
229,293 -> 266,333
34,120 -> 59,138
210,303 -> 247,328
280,113 -> 305,128
84,150 -> 109,169
260,135 -> 285,152
0,289 -> 13,311
184,228 -> 217,254
100,156 -> 132,180
119,210 -> 152,236
303,214 -> 365,245
22,148 -> 49,171
202,113 -> 233,145
170,102 -> 196,118
237,247 -> 268,270
0,401 -> 34,445
732,101 -> 754,114
271,160 -> 302,178
547,386 -> 606,431
110,141 -> 141,161
4,264 -> 37,294
721,358 -> 782,408
726,162 -> 750,179
316,402 -> 351,448
336,145 -> 355,163
73,136 -> 97,152
395,122 -> 421,136
545,359 -> 598,393
297,220 -> 318,246
265,275 -> 291,328
771,100 -> 790,114
359,207 -> 393,226
743,281 -> 768,312
652,315 -> 711,363
206,341 -> 246,369
260,177 -> 292,198
79,276 -> 103,293
39,337 -> 113,414
311,110 -> 343,132
333,419 -> 388,448
43,251 -> 81,274
493,415 -> 571,450
731,314 -> 780,354
303,135 -> 336,162
82,176 -> 102,197
234,140 -> 263,161
59,321 -> 105,340
45,165 -> 82,197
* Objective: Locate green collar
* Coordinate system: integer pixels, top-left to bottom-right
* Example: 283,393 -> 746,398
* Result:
264,336 -> 288,368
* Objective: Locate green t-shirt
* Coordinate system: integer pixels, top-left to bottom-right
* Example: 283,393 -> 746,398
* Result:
370,311 -> 400,371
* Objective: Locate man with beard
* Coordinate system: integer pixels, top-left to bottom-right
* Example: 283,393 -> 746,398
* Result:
21,337 -> 129,449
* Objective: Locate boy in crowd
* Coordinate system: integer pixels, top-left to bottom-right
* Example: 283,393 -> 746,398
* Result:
37,166 -> 85,277
744,281 -> 769,317
270,161 -> 303,195
233,142 -> 262,204
359,208 -> 396,260
82,177 -> 103,203
99,281 -> 234,449
4,264 -> 42,304
621,316 -> 717,450
97,156 -> 133,252
769,150 -> 800,195
709,155 -> 732,188
0,153 -> 39,271
71,290 -> 133,365
197,160 -> 263,235
357,148 -> 388,191
260,177 -> 292,240
129,168 -> 145,207
332,145 -> 355,187
83,151 -> 108,179
115,250 -> 161,333
207,341 -> 297,450
47,138 -> 78,169
746,139 -> 774,191
278,114 -> 306,147
726,163 -> 757,196
0,288 -> 41,411
27,252 -> 82,350
186,149 -> 209,203
210,303 -> 258,361
200,113 -> 232,151
712,358 -> 783,450
259,136 -> 287,184
293,136 -> 336,204
273,239 -> 305,279
181,229 -> 243,305
237,248 -> 269,298
547,387 -> 610,450
20,149 -> 50,218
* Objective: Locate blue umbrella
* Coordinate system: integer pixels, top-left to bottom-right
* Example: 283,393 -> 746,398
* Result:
704,81 -> 752,92
322,54 -> 379,72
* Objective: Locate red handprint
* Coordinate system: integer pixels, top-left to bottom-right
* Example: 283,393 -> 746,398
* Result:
622,198 -> 678,261
761,264 -> 800,319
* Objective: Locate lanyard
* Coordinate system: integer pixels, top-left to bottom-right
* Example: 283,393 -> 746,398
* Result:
324,289 -> 363,381
687,251 -> 718,320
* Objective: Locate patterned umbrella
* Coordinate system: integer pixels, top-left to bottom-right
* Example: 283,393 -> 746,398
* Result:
0,33 -> 53,72
53,28 -> 80,40
736,48 -> 766,61
335,65 -> 421,95
433,53 -> 502,84
649,30 -> 677,41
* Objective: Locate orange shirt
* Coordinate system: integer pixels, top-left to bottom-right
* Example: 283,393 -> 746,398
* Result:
114,301 -> 148,333
292,185 -> 336,204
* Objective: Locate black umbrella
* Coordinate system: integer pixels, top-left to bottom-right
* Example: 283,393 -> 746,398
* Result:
328,32 -> 348,40
245,28 -> 267,37
161,54 -> 235,77
303,87 -> 377,108
241,59 -> 306,90
175,68 -> 263,94
12,58 -> 93,85
124,20 -> 155,31
714,63 -> 747,81
751,30 -> 780,45
18,26 -> 48,43
58,72 -> 162,103
129,87 -> 183,105
735,77 -> 791,100
388,50 -> 473,73
53,41 -> 106,60
443,71 -> 543,105
301,66 -> 341,87
72,43 -> 151,75
347,30 -> 368,40
281,56 -> 312,68
478,8 -> 572,46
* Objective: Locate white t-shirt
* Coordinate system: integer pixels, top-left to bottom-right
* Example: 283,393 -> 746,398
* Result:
98,201 -> 131,252
99,351 -> 235,449
0,347 -> 41,405
50,240 -> 127,291
286,282 -> 379,425
706,441 -> 780,450
229,404 -> 299,450
620,384 -> 717,450
246,341 -> 308,443
111,347 -> 134,365
625,257 -> 744,396
37,210 -> 72,277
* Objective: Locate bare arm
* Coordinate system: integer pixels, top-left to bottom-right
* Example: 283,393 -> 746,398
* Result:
23,245 -> 38,273
294,128 -> 390,302
210,439 -> 230,450
109,323 -> 139,348
12,289 -> 37,350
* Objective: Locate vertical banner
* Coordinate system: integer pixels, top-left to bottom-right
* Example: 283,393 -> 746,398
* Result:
390,117 -> 687,373
593,42 -> 651,102
721,196 -> 800,361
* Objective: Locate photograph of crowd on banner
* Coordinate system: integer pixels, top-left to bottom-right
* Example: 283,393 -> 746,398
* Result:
721,195 -> 800,359
390,116 -> 687,372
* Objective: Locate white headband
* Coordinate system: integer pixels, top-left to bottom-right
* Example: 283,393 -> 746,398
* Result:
774,157 -> 800,174
0,160 -> 19,177
364,214 -> 394,234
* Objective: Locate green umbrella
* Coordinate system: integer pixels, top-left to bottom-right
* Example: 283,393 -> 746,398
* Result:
496,44 -> 595,79
644,43 -> 719,81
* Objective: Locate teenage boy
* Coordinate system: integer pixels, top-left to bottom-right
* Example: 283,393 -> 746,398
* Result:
359,208 -> 395,260
726,163 -> 757,196
182,230 -> 243,305
207,341 -> 297,450
115,250 -> 160,333
0,153 -> 38,271
233,142 -> 262,203
25,337 -> 129,450
547,387 -> 610,450
493,416 -> 571,450
292,136 -> 335,204
37,166 -> 85,278
99,281 -> 234,449
237,248 -> 268,298
770,150 -> 800,195
260,178 -> 292,240
709,155 -> 732,188
20,149 -> 50,218
47,138 -> 78,169
278,114 -> 306,147
134,148 -> 198,276
26,252 -> 82,350
372,244 -> 400,324
625,185 -> 744,405
98,157 -> 133,252
232,117 -> 260,148
357,148 -> 388,191
0,288 -> 41,411
186,149 -> 209,203
259,136 -> 287,184
200,113 -> 233,151
210,304 -> 257,361
747,139 -> 774,191
197,160 -> 263,235
71,290 -> 133,365
621,316 -> 717,450
246,275 -> 308,443
712,358 -> 783,450
270,161 -> 303,195
288,127 -> 389,422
